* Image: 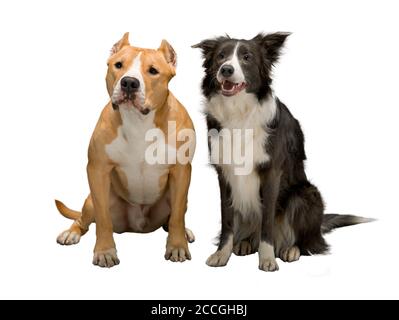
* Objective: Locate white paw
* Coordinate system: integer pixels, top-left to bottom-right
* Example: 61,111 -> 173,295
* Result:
259,258 -> 279,272
57,230 -> 81,245
92,249 -> 120,268
233,240 -> 253,256
258,241 -> 279,272
206,250 -> 231,267
185,228 -> 195,243
280,246 -> 300,262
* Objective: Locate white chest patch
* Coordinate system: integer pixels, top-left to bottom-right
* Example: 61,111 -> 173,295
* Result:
105,109 -> 171,205
206,92 -> 276,216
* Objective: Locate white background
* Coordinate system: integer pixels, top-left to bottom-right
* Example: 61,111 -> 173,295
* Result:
0,0 -> 398,299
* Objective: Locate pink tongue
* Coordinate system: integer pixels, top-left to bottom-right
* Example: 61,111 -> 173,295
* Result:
223,81 -> 235,90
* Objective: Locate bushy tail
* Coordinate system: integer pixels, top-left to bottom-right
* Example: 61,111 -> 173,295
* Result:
321,214 -> 375,234
55,200 -> 81,220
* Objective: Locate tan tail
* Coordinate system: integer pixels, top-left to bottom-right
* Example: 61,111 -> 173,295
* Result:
55,200 -> 81,220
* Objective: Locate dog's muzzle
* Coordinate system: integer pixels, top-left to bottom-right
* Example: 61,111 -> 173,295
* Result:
111,77 -> 149,115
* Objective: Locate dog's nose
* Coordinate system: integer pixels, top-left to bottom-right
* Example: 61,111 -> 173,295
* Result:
221,65 -> 234,78
121,77 -> 140,93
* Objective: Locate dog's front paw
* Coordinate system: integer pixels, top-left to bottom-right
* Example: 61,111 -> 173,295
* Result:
165,238 -> 191,262
206,250 -> 232,267
259,258 -> 279,272
92,248 -> 120,268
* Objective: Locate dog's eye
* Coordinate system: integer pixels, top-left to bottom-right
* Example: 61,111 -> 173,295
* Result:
217,53 -> 225,60
149,67 -> 159,75
114,62 -> 123,69
243,54 -> 251,61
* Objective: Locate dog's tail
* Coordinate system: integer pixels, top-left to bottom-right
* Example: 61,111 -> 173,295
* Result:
55,200 -> 81,220
321,214 -> 375,234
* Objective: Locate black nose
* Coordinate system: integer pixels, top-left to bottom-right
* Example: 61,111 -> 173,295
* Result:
121,76 -> 140,93
221,65 -> 234,78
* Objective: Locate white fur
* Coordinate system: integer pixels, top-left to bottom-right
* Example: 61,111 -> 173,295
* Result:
105,109 -> 170,205
217,43 -> 245,84
258,241 -> 278,271
206,92 -> 276,217
206,234 -> 233,267
258,241 -> 275,260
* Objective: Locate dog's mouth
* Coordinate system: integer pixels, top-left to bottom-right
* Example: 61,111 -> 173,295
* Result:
112,95 -> 150,115
220,80 -> 247,97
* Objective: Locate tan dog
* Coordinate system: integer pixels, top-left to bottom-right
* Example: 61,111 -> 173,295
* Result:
56,33 -> 196,268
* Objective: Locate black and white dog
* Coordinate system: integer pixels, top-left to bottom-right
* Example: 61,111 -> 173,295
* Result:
193,33 -> 372,272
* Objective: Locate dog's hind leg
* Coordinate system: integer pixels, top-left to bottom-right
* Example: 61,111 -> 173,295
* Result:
273,214 -> 297,262
185,228 -> 195,243
234,238 -> 256,256
233,231 -> 260,256
232,213 -> 261,256
277,182 -> 328,261
279,246 -> 300,262
56,195 -> 94,245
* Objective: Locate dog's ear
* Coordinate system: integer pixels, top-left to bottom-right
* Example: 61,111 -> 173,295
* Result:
191,39 -> 219,55
252,32 -> 291,63
192,37 -> 228,69
158,40 -> 177,70
110,32 -> 130,57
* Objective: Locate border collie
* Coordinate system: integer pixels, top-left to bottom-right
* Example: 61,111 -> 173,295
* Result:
193,32 -> 373,272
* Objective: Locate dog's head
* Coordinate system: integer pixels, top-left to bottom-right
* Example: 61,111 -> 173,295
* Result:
106,33 -> 177,115
192,32 -> 290,101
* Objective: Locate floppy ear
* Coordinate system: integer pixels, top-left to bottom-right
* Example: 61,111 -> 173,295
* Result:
252,32 -> 291,63
110,32 -> 130,57
158,40 -> 177,69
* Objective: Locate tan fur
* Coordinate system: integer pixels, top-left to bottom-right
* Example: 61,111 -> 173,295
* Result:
56,33 -> 195,267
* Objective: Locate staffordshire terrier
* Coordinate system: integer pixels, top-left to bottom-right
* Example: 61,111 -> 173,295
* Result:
56,33 -> 196,268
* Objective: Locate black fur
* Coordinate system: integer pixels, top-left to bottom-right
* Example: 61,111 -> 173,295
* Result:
194,32 -> 372,260
216,167 -> 235,250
